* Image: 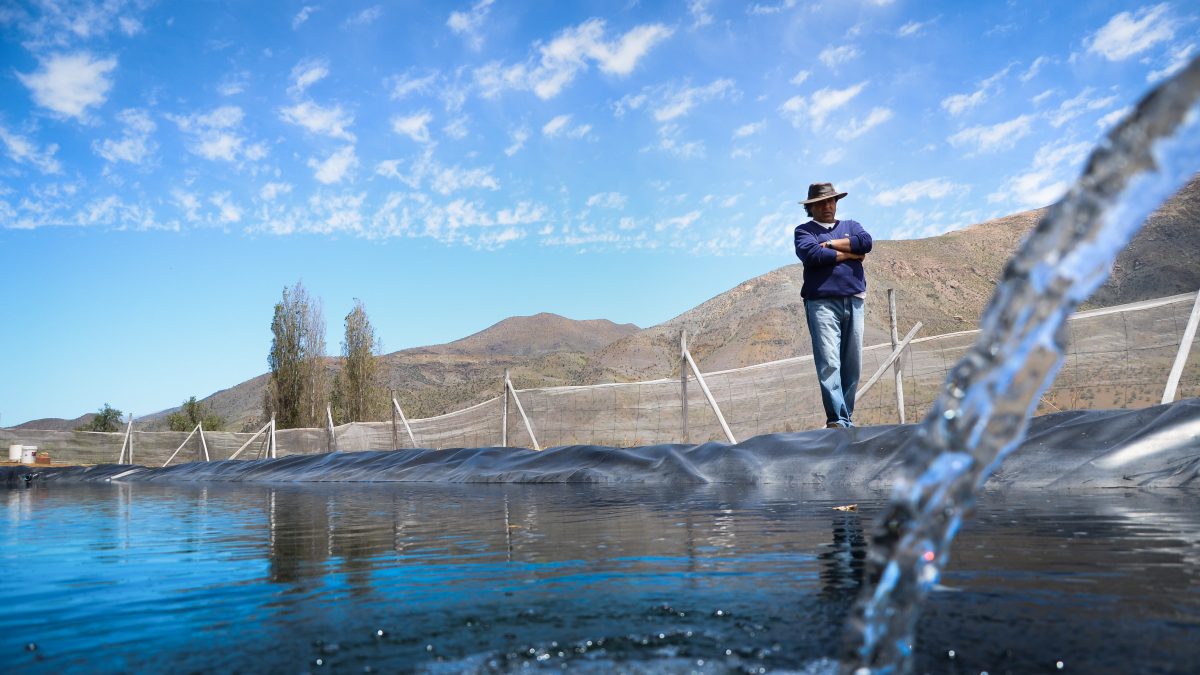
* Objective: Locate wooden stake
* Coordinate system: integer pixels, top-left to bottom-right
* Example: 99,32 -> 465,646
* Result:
681,329 -> 689,444
1162,288 -> 1200,404
270,416 -> 277,459
392,397 -> 418,449
199,421 -> 210,462
682,347 -> 736,444
888,289 -> 906,424
390,389 -> 399,450
164,423 -> 200,467
857,322 -> 923,399
501,369 -> 509,447
326,404 -> 336,453
506,374 -> 541,451
230,420 -> 272,460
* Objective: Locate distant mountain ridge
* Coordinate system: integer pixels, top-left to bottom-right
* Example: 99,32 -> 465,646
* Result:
16,176 -> 1198,431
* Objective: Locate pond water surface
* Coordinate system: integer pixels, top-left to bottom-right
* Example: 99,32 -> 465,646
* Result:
2,482 -> 1197,674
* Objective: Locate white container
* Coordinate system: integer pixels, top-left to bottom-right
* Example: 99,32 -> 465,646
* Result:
8,444 -> 22,462
21,446 -> 38,465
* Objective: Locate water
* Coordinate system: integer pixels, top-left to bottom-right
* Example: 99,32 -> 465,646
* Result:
2,482 -> 1198,674
843,56 -> 1200,674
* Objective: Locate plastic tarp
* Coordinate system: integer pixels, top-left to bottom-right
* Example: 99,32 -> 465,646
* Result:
6,399 -> 1197,489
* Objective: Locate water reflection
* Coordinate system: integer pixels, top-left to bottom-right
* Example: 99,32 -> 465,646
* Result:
1,484 -> 1198,673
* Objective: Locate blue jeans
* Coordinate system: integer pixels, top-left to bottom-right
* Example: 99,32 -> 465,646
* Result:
805,296 -> 864,428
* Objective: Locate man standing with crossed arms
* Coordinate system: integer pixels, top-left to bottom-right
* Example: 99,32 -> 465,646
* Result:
793,182 -> 873,428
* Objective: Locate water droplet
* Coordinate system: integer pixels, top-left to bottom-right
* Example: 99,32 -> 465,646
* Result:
425,644 -> 433,652
948,650 -> 956,659
24,643 -> 36,652
314,658 -> 324,667
725,649 -> 732,656
375,629 -> 385,638
1057,661 -> 1065,670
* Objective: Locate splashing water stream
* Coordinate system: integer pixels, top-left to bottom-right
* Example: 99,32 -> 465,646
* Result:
841,56 -> 1200,675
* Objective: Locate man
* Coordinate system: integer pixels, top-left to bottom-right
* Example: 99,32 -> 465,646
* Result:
793,182 -> 873,428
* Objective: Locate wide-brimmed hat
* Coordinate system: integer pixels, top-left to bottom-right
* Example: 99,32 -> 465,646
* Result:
799,182 -> 848,205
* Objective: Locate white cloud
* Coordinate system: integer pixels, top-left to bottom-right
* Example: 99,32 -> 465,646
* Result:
118,17 -> 141,36
392,111 -> 434,143
987,140 -> 1091,208
217,72 -> 249,96
789,70 -> 810,86
586,192 -> 627,209
344,5 -> 383,27
748,1 -> 798,15
172,189 -> 201,222
1031,89 -> 1056,106
820,148 -> 844,165
289,58 -> 329,96
473,19 -> 673,99
1148,42 -> 1196,82
293,5 -> 317,29
941,66 -> 1011,116
0,123 -> 61,174
93,108 -> 156,165
18,52 -> 118,120
542,114 -> 591,139
653,79 -> 736,122
1020,56 -> 1049,82
733,121 -> 766,138
651,124 -> 705,158
260,182 -> 293,201
947,114 -> 1035,154
1048,88 -> 1118,128
430,165 -> 499,195
542,114 -> 570,137
781,81 -> 866,130
497,201 -> 546,225
1087,3 -> 1175,61
819,45 -> 861,68
280,101 -> 356,141
1095,105 -> 1131,131
388,70 -> 438,99
505,127 -> 530,156
688,0 -> 713,29
897,19 -> 930,37
210,192 -> 242,223
447,0 -> 494,51
655,210 -> 701,231
169,106 -> 265,163
835,107 -> 893,140
443,116 -> 469,140
307,145 -> 358,184
873,178 -> 969,206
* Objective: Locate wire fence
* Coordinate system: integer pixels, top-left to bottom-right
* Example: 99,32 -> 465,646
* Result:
4,291 -> 1198,467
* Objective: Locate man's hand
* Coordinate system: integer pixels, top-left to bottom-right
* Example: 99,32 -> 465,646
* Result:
835,251 -> 865,262
820,238 -> 855,253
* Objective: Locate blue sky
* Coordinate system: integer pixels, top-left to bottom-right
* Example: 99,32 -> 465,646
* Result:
1,0 -> 1195,425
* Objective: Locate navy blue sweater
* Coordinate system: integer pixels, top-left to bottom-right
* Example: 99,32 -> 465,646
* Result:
793,219 -> 873,299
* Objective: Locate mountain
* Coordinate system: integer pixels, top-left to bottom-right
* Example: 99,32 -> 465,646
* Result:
135,313 -> 639,431
25,175 -> 1199,432
584,174 -> 1200,382
13,413 -> 97,432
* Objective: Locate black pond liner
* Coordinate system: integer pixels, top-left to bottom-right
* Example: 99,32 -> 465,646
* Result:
8,399 -> 1198,488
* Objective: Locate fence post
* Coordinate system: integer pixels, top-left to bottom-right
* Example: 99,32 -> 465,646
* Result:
505,373 -> 541,451
1162,288 -> 1200,404
888,289 -> 906,424
501,369 -> 509,447
391,397 -> 418,449
390,388 -> 399,450
270,415 -> 277,459
326,404 -> 336,453
682,346 -> 737,444
681,329 -> 689,444
199,421 -> 210,461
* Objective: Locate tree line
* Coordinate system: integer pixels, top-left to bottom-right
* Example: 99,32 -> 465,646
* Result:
76,280 -> 383,433
264,280 -> 386,429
